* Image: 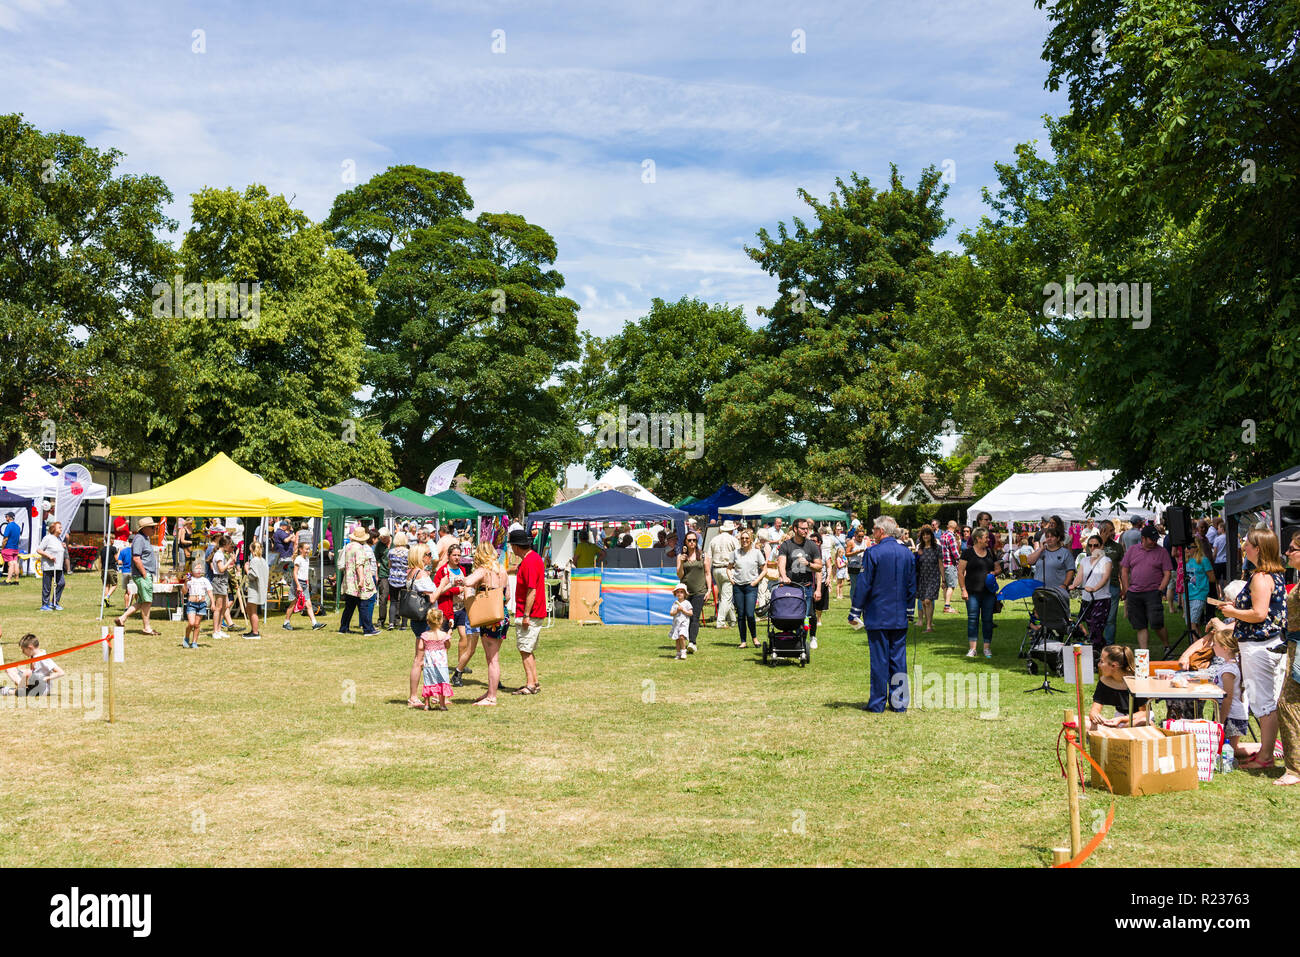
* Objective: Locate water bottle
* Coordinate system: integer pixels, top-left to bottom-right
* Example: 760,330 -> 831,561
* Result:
1218,743 -> 1235,773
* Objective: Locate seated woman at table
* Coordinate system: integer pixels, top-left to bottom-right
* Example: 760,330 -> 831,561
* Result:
1089,645 -> 1150,729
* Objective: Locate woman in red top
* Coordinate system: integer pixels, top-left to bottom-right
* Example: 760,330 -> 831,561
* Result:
433,543 -> 473,687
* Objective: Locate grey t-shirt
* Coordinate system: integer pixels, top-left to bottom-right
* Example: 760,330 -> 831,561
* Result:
1036,545 -> 1074,591
1119,528 -> 1143,551
37,534 -> 65,570
131,532 -> 158,576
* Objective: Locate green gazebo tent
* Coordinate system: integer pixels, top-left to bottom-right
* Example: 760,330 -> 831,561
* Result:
277,481 -> 386,608
761,500 -> 849,523
391,486 -> 477,520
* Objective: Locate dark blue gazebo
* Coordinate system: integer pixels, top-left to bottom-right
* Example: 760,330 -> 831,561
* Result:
681,484 -> 746,521
526,490 -> 689,553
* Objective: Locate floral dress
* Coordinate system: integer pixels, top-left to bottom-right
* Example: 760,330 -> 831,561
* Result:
915,546 -> 941,601
420,630 -> 453,699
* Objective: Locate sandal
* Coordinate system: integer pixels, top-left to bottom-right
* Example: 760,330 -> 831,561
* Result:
407,697 -> 427,710
1241,756 -> 1275,770
1273,773 -> 1300,786
141,630 -> 162,636
511,685 -> 539,695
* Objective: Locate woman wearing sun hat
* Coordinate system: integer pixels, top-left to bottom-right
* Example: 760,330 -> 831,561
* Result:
338,524 -> 379,635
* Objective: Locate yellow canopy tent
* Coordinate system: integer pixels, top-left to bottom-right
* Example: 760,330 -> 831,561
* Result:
102,453 -> 324,622
109,453 -> 322,517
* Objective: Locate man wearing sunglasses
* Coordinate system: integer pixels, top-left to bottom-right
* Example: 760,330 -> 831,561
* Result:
777,519 -> 823,648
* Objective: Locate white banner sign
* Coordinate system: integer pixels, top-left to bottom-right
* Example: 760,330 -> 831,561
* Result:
424,459 -> 462,496
56,464 -> 92,541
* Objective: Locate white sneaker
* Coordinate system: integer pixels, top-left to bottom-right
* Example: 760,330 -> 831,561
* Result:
965,648 -> 976,658
677,650 -> 687,659
687,643 -> 696,655
810,638 -> 818,649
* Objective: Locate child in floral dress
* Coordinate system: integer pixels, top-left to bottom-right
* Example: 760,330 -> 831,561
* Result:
421,607 -> 454,710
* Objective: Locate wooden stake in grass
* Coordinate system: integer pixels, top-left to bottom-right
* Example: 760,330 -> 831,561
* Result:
1064,709 -> 1080,857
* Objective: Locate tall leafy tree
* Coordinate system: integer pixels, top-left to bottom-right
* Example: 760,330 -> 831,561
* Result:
0,114 -> 175,462
329,168 -> 581,492
157,185 -> 396,486
709,168 -> 957,503
1037,0 -> 1300,504
585,297 -> 754,500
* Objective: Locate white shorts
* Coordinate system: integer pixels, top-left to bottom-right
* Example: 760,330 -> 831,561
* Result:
516,621 -> 542,654
1239,640 -> 1286,718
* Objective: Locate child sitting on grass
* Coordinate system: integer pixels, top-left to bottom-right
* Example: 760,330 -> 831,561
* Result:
420,607 -> 453,711
2,634 -> 65,696
670,582 -> 693,659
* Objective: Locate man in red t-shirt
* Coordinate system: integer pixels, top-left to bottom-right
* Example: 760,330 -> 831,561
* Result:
509,528 -> 546,695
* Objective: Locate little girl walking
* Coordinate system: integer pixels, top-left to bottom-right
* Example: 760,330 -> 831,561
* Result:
420,607 -> 454,710
669,582 -> 693,660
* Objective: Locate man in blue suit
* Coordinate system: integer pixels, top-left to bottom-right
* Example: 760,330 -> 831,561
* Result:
851,515 -> 916,712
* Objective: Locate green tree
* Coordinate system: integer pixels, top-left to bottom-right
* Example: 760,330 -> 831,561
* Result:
328,169 -> 581,492
586,297 -> 754,500
323,165 -> 472,283
1037,0 -> 1300,504
156,185 -> 396,487
0,114 -> 175,462
709,168 -> 956,503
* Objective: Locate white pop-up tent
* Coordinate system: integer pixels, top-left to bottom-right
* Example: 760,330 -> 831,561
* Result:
0,449 -> 108,502
0,450 -> 110,573
718,484 -> 795,518
967,470 -> 1164,523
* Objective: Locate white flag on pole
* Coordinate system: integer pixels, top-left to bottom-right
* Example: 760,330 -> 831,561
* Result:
56,464 -> 92,541
424,459 -> 462,496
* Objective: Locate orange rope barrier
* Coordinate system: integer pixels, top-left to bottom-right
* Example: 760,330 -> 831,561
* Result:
0,636 -> 111,671
1053,732 -> 1116,868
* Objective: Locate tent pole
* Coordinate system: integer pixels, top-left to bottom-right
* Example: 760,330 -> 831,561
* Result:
98,500 -> 109,621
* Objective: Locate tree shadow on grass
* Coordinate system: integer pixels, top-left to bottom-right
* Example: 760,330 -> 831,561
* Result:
824,700 -> 872,710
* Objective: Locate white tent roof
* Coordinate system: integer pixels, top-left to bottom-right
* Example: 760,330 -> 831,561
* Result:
570,466 -> 675,509
0,449 -> 108,502
967,470 -> 1163,523
718,484 -> 795,516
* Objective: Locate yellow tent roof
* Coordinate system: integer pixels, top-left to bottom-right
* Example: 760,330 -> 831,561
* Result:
110,453 -> 323,517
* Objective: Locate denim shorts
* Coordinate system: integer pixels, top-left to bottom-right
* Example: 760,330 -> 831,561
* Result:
185,600 -> 208,618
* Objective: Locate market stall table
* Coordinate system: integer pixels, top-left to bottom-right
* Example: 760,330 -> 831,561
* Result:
1124,676 -> 1224,726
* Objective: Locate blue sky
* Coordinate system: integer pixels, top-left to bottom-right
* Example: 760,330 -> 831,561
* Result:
3,0 -> 1065,482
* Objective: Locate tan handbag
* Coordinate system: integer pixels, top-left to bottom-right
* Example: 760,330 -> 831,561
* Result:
467,567 -> 506,627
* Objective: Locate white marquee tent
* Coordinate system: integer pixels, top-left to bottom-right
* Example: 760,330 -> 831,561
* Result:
718,484 -> 795,517
967,470 -> 1164,523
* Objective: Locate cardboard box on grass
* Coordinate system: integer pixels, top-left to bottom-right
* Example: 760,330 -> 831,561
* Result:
1089,726 -> 1199,796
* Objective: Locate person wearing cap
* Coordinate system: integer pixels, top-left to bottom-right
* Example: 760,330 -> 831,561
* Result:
707,520 -> 739,629
116,517 -> 162,635
2,511 -> 21,584
1120,522 -> 1174,650
272,520 -> 296,585
508,528 -> 546,694
669,582 -> 694,659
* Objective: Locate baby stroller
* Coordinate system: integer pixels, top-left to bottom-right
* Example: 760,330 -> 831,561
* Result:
762,583 -> 811,667
1019,586 -> 1087,677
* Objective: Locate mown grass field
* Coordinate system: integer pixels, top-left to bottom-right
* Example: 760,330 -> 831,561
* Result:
0,568 -> 1295,867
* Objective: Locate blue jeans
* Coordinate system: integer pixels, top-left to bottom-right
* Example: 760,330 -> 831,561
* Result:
868,628 -> 909,712
1104,583 -> 1120,643
966,590 -> 995,644
734,582 -> 758,643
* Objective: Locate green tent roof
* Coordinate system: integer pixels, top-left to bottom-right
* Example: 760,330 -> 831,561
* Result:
390,486 -> 476,520
674,495 -> 699,508
277,481 -> 386,531
761,500 -> 849,523
429,488 -> 507,517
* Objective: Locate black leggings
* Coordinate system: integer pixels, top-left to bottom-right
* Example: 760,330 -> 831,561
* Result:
688,593 -> 705,645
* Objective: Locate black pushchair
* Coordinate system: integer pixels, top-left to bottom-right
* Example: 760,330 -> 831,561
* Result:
762,583 -> 810,667
1019,586 -> 1088,677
